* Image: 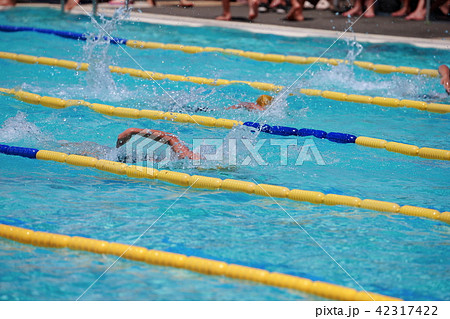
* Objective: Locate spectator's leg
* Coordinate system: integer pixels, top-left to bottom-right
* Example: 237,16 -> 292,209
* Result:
285,0 -> 305,21
391,0 -> 410,16
439,0 -> 449,15
269,0 -> 286,8
65,0 -> 80,11
342,0 -> 363,17
0,0 -> 15,6
216,0 -> 232,20
249,0 -> 260,20
179,0 -> 194,7
363,0 -> 375,17
405,0 -> 426,20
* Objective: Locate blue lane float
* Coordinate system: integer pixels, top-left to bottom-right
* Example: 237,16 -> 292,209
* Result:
242,122 -> 357,144
0,25 -> 128,45
0,144 -> 39,159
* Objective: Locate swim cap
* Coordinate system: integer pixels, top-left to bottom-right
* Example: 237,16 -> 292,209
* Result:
256,95 -> 273,107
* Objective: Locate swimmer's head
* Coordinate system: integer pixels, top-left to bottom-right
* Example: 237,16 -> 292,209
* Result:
256,95 -> 273,108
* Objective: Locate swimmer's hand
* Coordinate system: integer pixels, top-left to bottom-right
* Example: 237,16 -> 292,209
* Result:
116,127 -> 142,148
438,65 -> 450,95
440,77 -> 450,95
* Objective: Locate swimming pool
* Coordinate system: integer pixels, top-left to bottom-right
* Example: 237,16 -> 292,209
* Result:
0,7 -> 449,301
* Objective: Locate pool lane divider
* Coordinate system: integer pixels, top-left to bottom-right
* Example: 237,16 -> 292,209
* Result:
0,223 -> 401,301
1,88 -> 449,161
0,51 -> 448,114
0,144 -> 449,223
0,24 -> 440,78
0,25 -> 128,44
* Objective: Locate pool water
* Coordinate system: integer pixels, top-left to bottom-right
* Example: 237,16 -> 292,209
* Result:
0,7 -> 449,301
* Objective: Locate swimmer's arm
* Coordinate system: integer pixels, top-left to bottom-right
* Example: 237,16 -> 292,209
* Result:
116,128 -> 200,160
225,102 -> 265,111
438,65 -> 450,94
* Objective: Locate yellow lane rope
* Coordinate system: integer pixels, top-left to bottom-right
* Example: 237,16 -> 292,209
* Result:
1,87 -> 449,161
0,223 -> 401,301
32,150 -> 450,223
125,39 -> 440,78
0,51 -> 448,114
0,87 -> 241,129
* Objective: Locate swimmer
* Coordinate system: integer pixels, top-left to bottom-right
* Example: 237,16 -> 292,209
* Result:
116,128 -> 200,160
226,94 -> 273,111
59,128 -> 199,163
438,65 -> 450,94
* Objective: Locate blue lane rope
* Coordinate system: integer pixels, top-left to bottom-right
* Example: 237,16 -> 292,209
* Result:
0,144 -> 39,159
243,122 -> 357,144
0,25 -> 127,44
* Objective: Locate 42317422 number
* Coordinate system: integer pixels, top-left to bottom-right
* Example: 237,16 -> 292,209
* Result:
376,306 -> 438,316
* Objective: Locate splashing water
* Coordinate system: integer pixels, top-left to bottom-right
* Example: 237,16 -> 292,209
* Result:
0,112 -> 119,159
0,112 -> 53,146
82,7 -> 130,101
344,37 -> 363,65
302,37 -> 428,98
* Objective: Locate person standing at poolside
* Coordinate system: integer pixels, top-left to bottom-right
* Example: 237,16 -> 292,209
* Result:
216,0 -> 260,21
405,0 -> 449,20
439,65 -> 450,94
341,0 -> 376,18
285,0 -> 323,21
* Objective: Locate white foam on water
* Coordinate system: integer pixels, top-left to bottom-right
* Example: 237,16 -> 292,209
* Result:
298,37 -> 426,99
0,112 -> 52,146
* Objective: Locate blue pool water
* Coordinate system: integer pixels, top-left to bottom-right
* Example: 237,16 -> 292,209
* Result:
0,7 -> 449,301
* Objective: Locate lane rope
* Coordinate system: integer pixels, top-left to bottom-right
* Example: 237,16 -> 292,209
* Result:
0,144 -> 448,223
0,223 -> 401,301
0,24 -> 440,78
0,51 -> 449,114
1,87 -> 449,161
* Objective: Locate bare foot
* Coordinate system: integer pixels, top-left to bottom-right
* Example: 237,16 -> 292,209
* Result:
269,0 -> 286,8
64,0 -> 80,11
0,0 -> 15,5
391,7 -> 408,17
342,7 -> 362,17
146,0 -> 156,7
440,1 -> 449,15
179,0 -> 193,7
364,7 -> 375,17
285,6 -> 304,21
249,0 -> 259,20
405,8 -> 426,20
216,14 -> 231,21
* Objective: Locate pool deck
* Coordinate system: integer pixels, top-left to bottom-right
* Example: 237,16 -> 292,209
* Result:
13,2 -> 450,48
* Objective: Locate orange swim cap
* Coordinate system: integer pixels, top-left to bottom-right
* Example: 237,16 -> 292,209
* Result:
256,95 -> 273,108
